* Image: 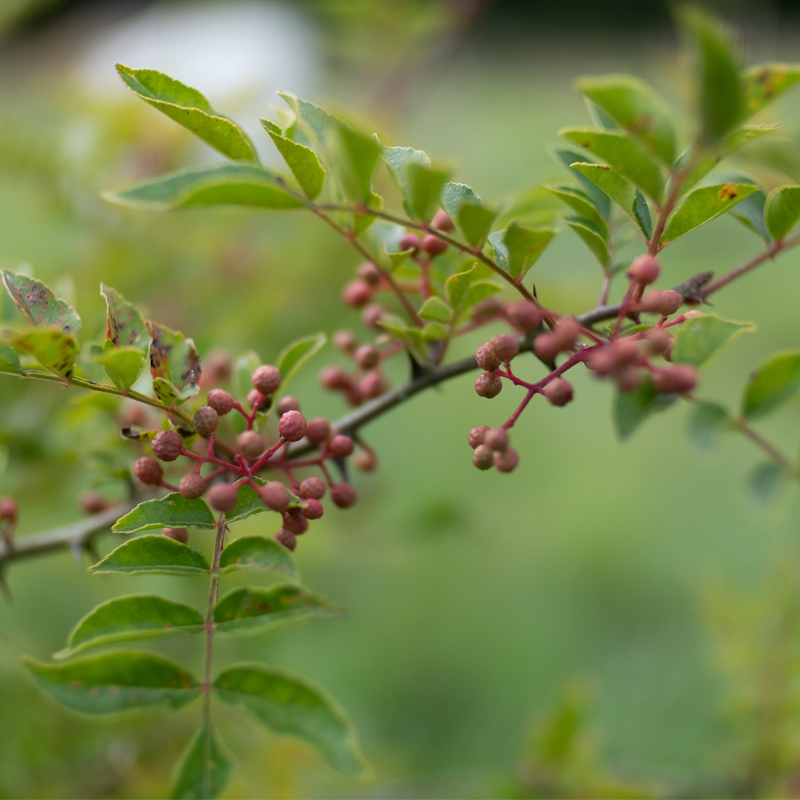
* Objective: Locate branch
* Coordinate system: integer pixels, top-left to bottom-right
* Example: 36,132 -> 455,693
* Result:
0,503 -> 134,571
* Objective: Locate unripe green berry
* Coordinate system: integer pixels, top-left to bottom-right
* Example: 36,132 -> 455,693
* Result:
278,410 -> 307,442
329,434 -> 354,458
468,425 -> 489,449
355,344 -> 380,370
152,430 -> 183,462
301,499 -> 324,520
342,279 -> 373,308
193,405 -> 218,438
260,481 -> 290,512
252,365 -> 282,396
331,482 -> 358,508
207,389 -> 235,415
238,431 -> 266,458
276,396 -> 300,416
134,457 -> 163,485
475,372 -> 502,399
475,343 -> 501,372
484,427 -> 509,451
543,378 -> 574,407
179,473 -> 206,499
207,483 -> 238,511
489,334 -> 519,363
162,527 -> 189,544
472,444 -> 494,470
306,418 -> 332,445
299,477 -> 326,500
506,300 -> 542,331
493,446 -> 519,473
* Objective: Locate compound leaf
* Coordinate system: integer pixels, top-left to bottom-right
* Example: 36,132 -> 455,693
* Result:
57,595 -> 204,657
24,651 -> 200,714
214,665 -> 369,776
90,535 -> 210,576
116,65 -> 257,161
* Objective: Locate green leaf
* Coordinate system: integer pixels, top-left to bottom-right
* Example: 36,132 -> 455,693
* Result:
564,216 -> 609,268
742,350 -> 800,419
57,595 -> 204,657
0,341 -> 23,375
570,163 -> 653,238
214,584 -> 342,635
112,494 -> 216,535
214,665 -> 369,776
576,74 -> 677,164
672,313 -> 755,367
544,184 -> 608,238
276,332 -> 327,396
8,329 -> 78,376
331,125 -> 381,204
559,127 -> 665,200
116,65 -> 257,161
95,342 -> 147,392
225,482 -> 281,525
1,270 -> 81,337
549,146 -> 611,217
90,534 -> 211,576
170,723 -> 234,800
218,536 -> 298,579
405,163 -> 450,221
441,183 -> 496,247
661,183 -> 758,244
765,185 -> 800,241
743,63 -> 800,117
24,652 -> 200,714
422,322 -> 447,341
613,376 -> 676,441
687,401 -> 731,450
748,461 -> 786,505
679,7 -> 744,143
463,280 -> 502,309
380,143 -> 431,191
418,297 -> 452,323
233,350 -> 261,405
277,92 -> 338,154
444,265 -> 476,310
729,188 -> 770,242
502,223 -> 556,280
262,120 -> 325,200
104,163 -> 304,212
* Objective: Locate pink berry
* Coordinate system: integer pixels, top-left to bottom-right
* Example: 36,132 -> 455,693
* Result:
207,483 -> 238,511
543,378 -> 574,407
475,343 -> 501,372
301,499 -> 324,520
333,330 -> 358,353
468,425 -> 489,449
506,301 -> 542,331
360,370 -> 387,399
278,410 -> 307,442
275,529 -> 297,551
276,396 -> 300,416
493,447 -> 519,473
432,209 -> 455,232
299,477 -> 326,500
399,233 -> 422,252
80,491 -> 109,515
319,366 -> 350,391
472,444 -> 494,470
489,334 -> 519,363
252,365 -> 282,396
134,457 -> 163,485
152,430 -> 183,462
355,345 -> 380,370
179,473 -> 206,499
484,427 -> 509,451
0,497 -> 18,522
283,508 -> 309,535
628,254 -> 660,285
306,418 -> 331,445
328,434 -> 354,458
357,262 -> 382,287
331,482 -> 358,508
355,450 -> 377,471
193,406 -> 218,437
207,389 -> 235,415
237,431 -> 266,458
362,304 -> 387,329
475,372 -> 502,399
422,235 -> 448,257
260,481 -> 290,512
342,279 -> 372,308
162,527 -> 188,544
651,364 -> 698,394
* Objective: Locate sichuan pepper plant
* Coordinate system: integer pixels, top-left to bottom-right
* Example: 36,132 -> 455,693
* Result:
3,7 -> 800,798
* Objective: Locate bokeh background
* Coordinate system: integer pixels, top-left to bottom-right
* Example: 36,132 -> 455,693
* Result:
2,1 -> 800,797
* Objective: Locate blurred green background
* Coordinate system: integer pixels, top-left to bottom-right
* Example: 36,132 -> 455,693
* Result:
2,1 -> 800,797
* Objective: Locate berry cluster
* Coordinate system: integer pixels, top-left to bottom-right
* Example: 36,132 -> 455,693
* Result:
319,331 -> 391,408
468,255 -> 699,472
128,363 -> 364,552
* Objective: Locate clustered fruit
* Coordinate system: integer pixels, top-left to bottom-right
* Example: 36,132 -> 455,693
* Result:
129,362 -> 363,553
467,255 -> 698,472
